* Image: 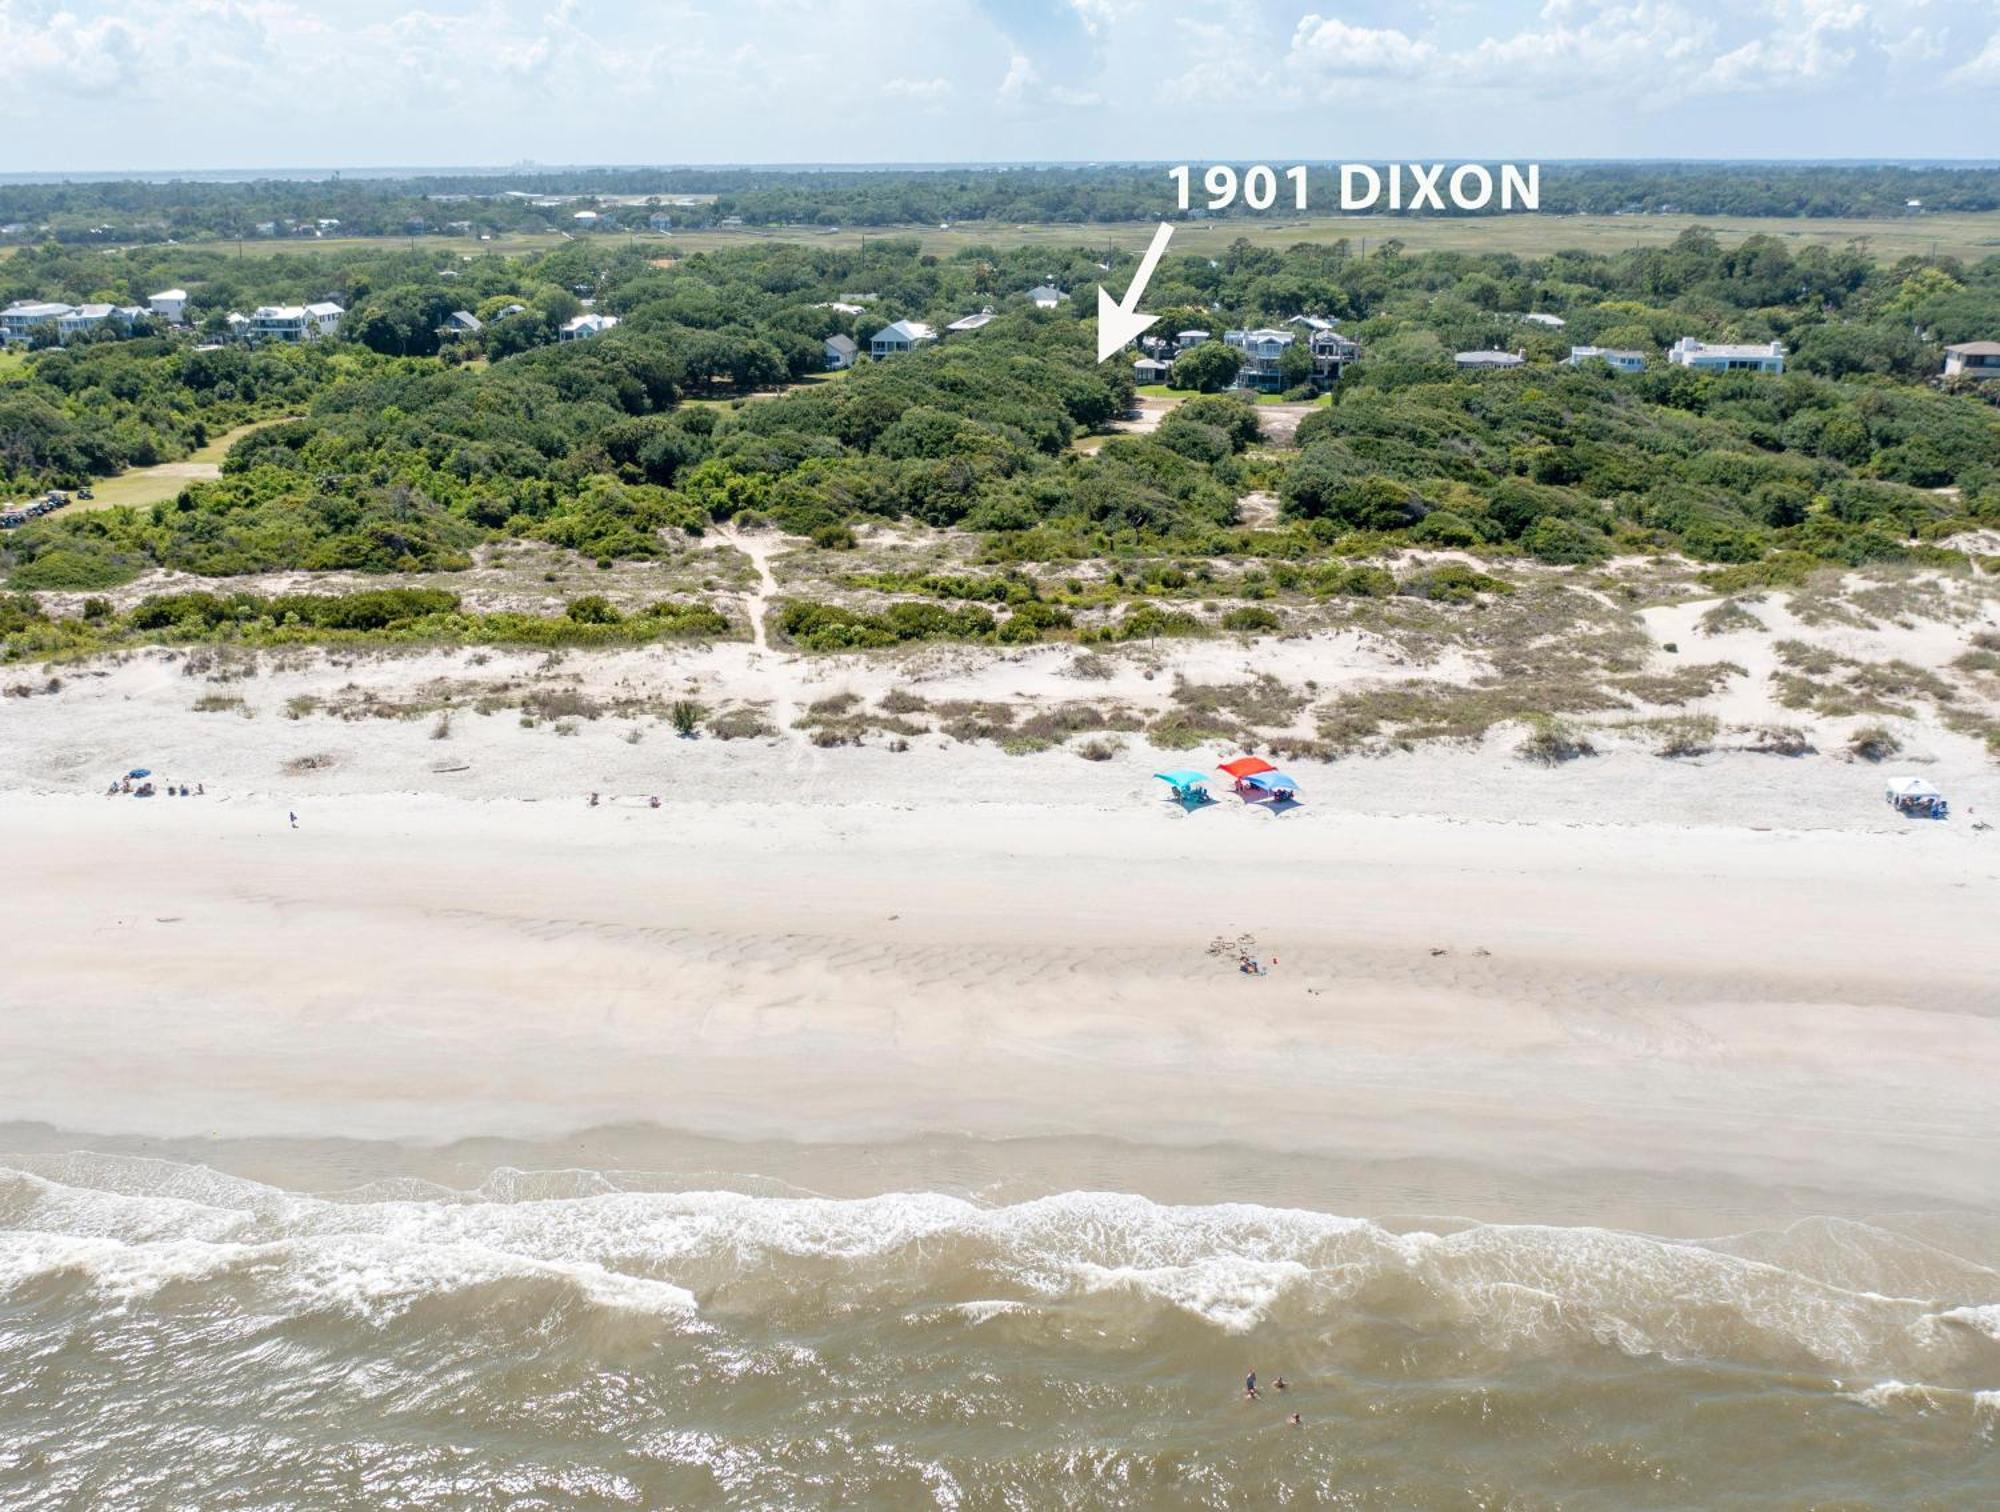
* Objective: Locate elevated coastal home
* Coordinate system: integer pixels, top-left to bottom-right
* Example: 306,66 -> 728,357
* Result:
868,319 -> 935,358
0,301 -> 74,344
1025,285 -> 1066,309
1132,355 -> 1173,384
1943,341 -> 2000,380
438,310 -> 483,337
1667,337 -> 1784,373
823,334 -> 858,370
1304,324 -> 1358,387
59,303 -> 146,339
559,312 -> 620,341
149,288 -> 189,323
1455,349 -> 1525,371
2,301 -> 146,344
1565,345 -> 1647,373
1223,327 -> 1296,392
1174,329 -> 1210,353
246,302 -> 344,343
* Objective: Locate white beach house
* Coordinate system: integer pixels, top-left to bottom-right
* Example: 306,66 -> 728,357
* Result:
1667,337 -> 1785,373
1565,345 -> 1647,373
868,319 -> 935,358
559,313 -> 620,341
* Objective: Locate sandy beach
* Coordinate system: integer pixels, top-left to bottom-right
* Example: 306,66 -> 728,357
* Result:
5,726 -> 1996,1228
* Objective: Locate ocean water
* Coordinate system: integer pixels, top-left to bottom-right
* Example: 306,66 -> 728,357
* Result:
1,1150 -> 1996,1509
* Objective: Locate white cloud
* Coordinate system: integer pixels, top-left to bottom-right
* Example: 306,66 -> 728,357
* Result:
1698,0 -> 1869,90
0,0 -> 1991,170
1288,14 -> 1436,77
998,48 -> 1036,100
1946,28 -> 2000,83
1454,2 -> 1716,85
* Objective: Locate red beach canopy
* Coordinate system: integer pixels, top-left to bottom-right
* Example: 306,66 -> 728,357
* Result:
1218,756 -> 1276,779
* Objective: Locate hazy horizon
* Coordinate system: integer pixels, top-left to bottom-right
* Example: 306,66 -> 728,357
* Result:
2,0 -> 1995,174
4,155 -> 2000,187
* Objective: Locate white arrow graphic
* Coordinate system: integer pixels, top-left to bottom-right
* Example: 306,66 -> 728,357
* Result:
1096,220 -> 1174,363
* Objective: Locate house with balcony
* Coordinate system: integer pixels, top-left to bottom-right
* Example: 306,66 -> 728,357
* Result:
1943,341 -> 2000,380
149,288 -> 189,323
245,302 -> 345,343
1223,327 -> 1296,391
0,301 -> 72,344
1667,337 -> 1784,373
1306,327 -> 1358,387
1565,345 -> 1647,373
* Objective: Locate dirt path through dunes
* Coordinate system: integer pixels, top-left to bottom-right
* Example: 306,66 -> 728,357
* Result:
712,524 -> 821,775
719,523 -> 781,653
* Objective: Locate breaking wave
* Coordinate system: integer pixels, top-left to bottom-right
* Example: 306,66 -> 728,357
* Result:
2,1153 -> 1996,1377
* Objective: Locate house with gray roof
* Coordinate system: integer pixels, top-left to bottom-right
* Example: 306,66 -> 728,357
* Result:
1943,341 -> 2000,380
869,319 -> 935,358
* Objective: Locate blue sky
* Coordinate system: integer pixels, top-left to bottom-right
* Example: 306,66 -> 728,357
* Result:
2,0 -> 1995,171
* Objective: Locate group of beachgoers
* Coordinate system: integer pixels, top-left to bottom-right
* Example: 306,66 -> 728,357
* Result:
106,775 -> 203,799
588,792 -> 663,809
1244,1370 -> 1303,1428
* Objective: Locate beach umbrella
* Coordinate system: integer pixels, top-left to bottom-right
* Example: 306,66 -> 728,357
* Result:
127,768 -> 151,778
1217,756 -> 1276,779
1153,769 -> 1208,794
1248,772 -> 1298,794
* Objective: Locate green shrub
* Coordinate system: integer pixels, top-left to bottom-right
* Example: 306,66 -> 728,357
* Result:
1848,724 -> 1901,762
1220,605 -> 1281,633
1516,715 -> 1595,765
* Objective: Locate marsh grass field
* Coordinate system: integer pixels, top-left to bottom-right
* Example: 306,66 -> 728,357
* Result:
86,208 -> 2000,265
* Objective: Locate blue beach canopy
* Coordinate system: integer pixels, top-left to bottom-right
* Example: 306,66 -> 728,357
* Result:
1153,770 -> 1208,791
127,768 -> 151,778
1247,772 -> 1298,793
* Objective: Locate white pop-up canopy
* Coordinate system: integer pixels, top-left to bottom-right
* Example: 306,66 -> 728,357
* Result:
1884,776 -> 1941,801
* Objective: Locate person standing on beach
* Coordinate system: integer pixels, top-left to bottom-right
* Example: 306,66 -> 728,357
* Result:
289,811 -> 298,830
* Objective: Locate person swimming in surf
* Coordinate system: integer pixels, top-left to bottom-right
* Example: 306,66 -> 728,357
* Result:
1244,1370 -> 1259,1400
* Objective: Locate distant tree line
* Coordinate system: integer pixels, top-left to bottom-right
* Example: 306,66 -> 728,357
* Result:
3,163 -> 1999,245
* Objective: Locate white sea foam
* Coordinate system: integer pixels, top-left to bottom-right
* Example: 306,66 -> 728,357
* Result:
1843,1379 -> 1943,1412
1,1158 -> 1995,1374
1928,1303 -> 2000,1342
